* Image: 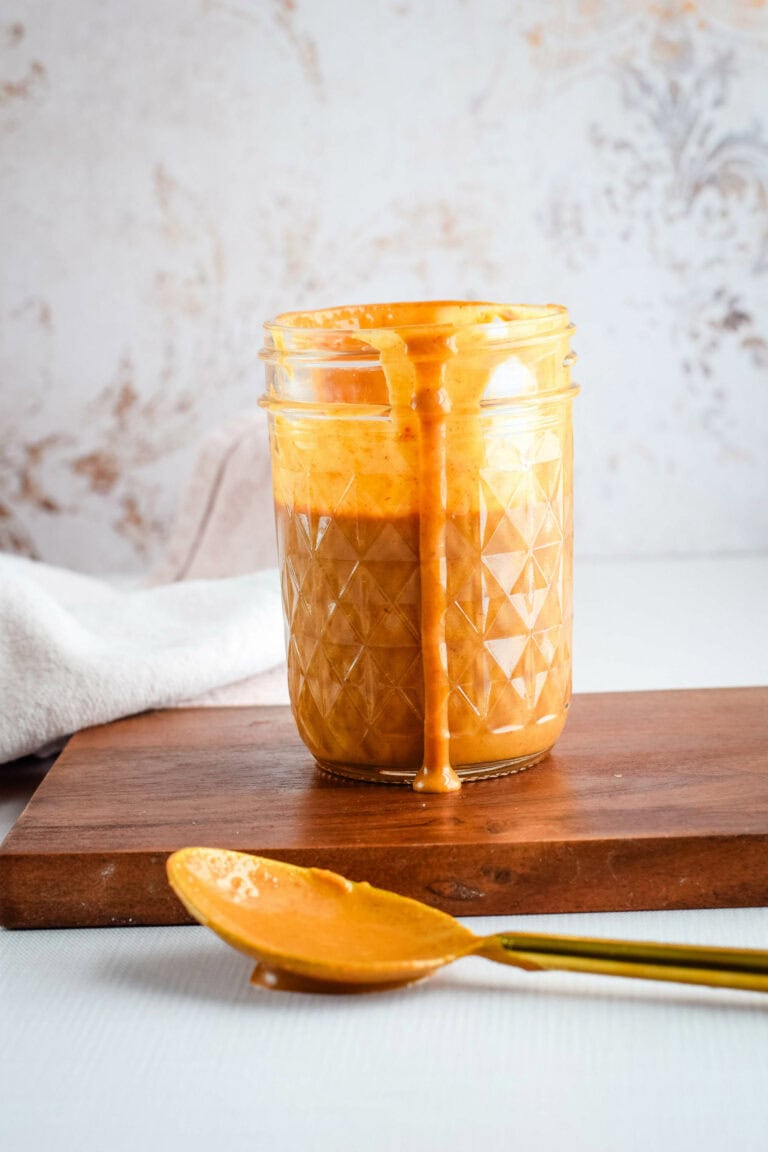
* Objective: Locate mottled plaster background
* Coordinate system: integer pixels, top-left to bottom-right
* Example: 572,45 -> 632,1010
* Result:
1,0 -> 767,573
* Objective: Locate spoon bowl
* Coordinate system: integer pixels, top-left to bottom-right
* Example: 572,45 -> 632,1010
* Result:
167,847 -> 476,988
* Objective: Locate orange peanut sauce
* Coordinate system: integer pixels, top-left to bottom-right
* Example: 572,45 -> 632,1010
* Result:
167,848 -> 476,987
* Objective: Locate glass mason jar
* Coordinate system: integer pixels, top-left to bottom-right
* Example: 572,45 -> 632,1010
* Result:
260,302 -> 577,793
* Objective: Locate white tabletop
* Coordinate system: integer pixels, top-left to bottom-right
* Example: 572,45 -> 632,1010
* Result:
2,555 -> 768,1152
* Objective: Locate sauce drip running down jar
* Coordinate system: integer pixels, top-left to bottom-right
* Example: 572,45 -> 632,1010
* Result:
260,302 -> 578,793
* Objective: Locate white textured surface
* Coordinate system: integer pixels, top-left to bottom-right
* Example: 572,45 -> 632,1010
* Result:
2,555 -> 768,1152
573,553 -> 768,692
2,1 -> 768,570
1,911 -> 768,1152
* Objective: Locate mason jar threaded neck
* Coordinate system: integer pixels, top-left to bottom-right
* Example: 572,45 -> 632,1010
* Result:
260,300 -> 572,364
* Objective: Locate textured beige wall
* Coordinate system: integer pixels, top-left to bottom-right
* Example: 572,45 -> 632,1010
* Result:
1,0 -> 767,572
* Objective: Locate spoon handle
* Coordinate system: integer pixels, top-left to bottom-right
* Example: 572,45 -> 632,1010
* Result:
477,931 -> 768,993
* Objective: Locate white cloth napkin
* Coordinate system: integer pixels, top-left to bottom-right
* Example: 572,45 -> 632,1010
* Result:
0,554 -> 286,764
0,412 -> 292,764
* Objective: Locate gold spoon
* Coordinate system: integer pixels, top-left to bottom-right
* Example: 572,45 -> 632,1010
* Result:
167,848 -> 768,995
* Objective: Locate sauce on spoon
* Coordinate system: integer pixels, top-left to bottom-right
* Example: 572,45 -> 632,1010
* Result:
168,846 -> 475,988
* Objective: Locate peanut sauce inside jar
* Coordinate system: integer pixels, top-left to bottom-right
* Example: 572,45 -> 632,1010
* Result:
260,302 -> 577,793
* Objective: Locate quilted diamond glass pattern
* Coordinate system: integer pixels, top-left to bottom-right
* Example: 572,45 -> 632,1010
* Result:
273,401 -> 573,776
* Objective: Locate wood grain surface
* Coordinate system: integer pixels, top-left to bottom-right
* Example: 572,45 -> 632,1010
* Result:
1,688 -> 767,928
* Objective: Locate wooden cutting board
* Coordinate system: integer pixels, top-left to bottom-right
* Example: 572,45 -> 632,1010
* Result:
1,687 -> 767,928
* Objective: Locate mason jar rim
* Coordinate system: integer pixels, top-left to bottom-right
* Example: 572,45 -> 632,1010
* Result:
260,300 -> 572,362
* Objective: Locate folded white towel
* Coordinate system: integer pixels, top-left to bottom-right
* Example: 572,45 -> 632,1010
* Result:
0,555 -> 285,764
